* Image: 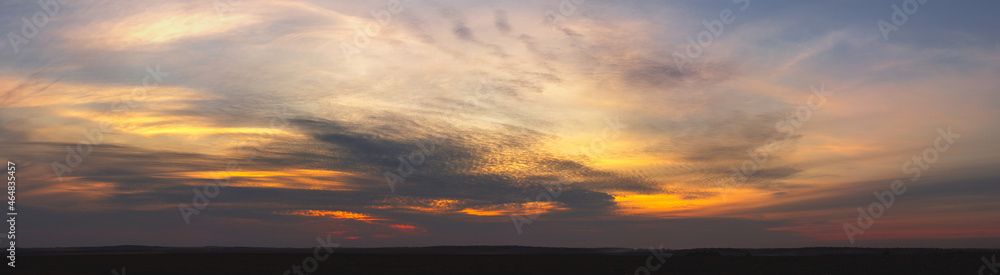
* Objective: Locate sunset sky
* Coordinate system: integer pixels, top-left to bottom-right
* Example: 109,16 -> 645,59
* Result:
1,0 -> 999,249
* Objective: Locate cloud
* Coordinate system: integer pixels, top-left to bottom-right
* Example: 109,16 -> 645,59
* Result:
2,0 -> 999,248
494,10 -> 510,34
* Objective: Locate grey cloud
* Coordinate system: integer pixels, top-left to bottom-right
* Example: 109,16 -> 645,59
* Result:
452,23 -> 475,41
494,10 -> 511,34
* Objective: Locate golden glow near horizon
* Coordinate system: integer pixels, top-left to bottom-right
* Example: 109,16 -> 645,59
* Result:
282,210 -> 382,222
167,169 -> 358,191
613,194 -> 715,216
460,201 -> 568,217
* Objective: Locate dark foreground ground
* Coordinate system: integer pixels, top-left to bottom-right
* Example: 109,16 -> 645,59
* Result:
11,247 -> 999,274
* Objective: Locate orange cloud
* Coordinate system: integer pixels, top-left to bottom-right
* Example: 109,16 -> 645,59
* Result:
280,210 -> 383,223
167,169 -> 358,191
460,201 -> 568,217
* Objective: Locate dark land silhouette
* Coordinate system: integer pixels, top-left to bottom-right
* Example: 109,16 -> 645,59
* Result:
13,246 -> 999,274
